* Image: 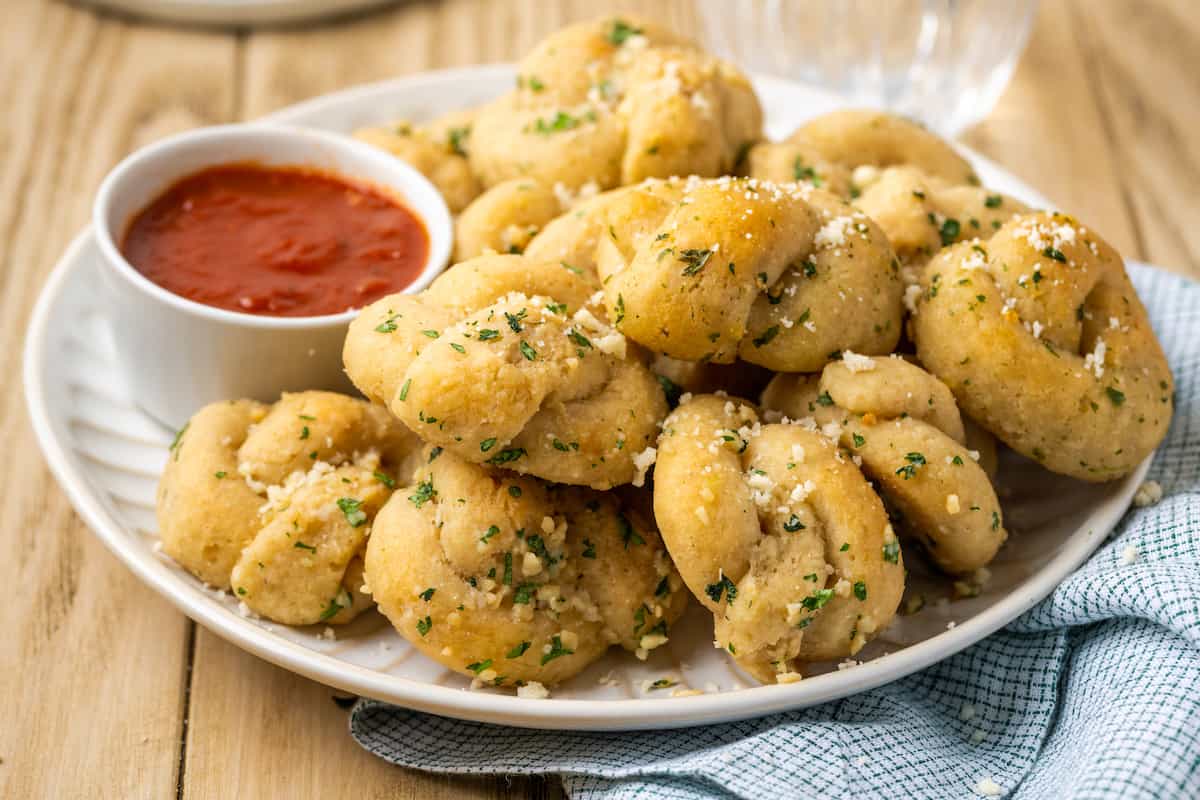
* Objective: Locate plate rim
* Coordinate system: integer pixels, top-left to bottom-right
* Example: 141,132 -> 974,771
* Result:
23,65 -> 1144,731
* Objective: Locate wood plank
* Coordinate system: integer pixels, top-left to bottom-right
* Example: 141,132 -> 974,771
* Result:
960,0 -> 1139,257
183,628 -> 561,799
0,2 -> 238,798
1067,0 -> 1200,278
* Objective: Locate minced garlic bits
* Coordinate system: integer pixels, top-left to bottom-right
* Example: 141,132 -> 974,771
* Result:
343,254 -> 666,489
365,447 -> 688,686
763,356 -> 1007,574
654,394 -> 903,683
593,176 -> 904,372
468,17 -> 761,192
912,212 -> 1174,481
157,391 -> 420,625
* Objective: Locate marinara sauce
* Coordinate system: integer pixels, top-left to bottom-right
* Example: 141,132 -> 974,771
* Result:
121,163 -> 429,317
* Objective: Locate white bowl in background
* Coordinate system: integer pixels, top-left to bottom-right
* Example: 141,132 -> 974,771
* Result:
92,122 -> 452,430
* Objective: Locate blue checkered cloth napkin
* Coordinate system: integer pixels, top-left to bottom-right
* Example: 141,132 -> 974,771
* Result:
349,263 -> 1200,799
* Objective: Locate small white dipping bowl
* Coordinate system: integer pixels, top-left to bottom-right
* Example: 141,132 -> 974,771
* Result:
93,123 -> 452,430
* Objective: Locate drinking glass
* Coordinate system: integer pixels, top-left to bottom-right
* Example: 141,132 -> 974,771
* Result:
697,0 -> 1038,135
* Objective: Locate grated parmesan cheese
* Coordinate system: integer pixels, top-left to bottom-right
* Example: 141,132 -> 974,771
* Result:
1133,480 -> 1162,508
517,681 -> 550,699
631,446 -> 657,487
841,351 -> 876,373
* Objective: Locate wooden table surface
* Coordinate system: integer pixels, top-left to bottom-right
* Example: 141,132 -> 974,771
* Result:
3,0 -> 1196,797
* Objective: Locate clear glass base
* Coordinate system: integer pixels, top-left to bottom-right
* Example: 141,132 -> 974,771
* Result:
698,0 -> 1038,136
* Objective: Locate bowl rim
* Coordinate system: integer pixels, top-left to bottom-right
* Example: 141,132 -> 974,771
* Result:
91,121 -> 453,330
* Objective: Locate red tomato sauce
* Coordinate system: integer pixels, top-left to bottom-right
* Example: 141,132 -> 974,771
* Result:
121,163 -> 429,317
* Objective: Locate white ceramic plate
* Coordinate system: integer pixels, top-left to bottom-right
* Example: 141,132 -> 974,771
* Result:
80,0 -> 397,27
24,66 -> 1149,730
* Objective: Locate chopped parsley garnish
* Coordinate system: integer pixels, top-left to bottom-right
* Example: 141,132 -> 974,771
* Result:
801,588 -> 834,611
679,248 -> 713,276
992,510 -> 1001,531
647,678 -> 678,691
450,342 -> 466,354
952,455 -> 964,465
984,195 -> 1003,208
882,540 -> 900,564
428,446 -> 443,462
895,451 -> 927,480
480,525 -> 500,544
169,422 -> 188,456
1043,246 -> 1067,263
525,534 -> 548,558
398,378 -> 411,402
560,261 -> 582,275
615,294 -> 626,324
293,541 -> 316,552
505,309 -> 527,332
853,581 -> 867,601
300,425 -> 310,440
478,328 -> 500,341
372,471 -> 395,488
657,374 -> 683,407
408,479 -> 436,508
519,340 -> 537,361
939,218 -> 961,246
1106,386 -> 1126,406
480,437 -> 497,452
503,552 -> 513,586
783,515 -> 805,532
375,313 -> 400,333
655,576 -> 671,597
337,497 -> 368,527
214,471 -> 227,479
531,111 -> 581,135
840,542 -> 850,552
705,574 -> 738,604
506,641 -> 531,659
852,433 -> 866,448
319,590 -> 352,621
419,587 -> 436,602
487,447 -> 526,465
512,582 -> 537,604
508,485 -> 522,498
541,635 -> 574,665
793,158 -> 821,185
567,329 -> 593,350
816,391 -> 835,407
802,259 -> 818,278
447,126 -> 469,156
618,514 -> 645,548
581,538 -> 597,559
608,18 -> 642,45
421,329 -> 440,339
466,659 -> 492,674
753,326 -> 780,347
